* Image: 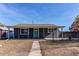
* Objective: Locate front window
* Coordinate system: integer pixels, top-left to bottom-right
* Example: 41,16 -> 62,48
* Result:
48,29 -> 53,33
20,29 -> 28,35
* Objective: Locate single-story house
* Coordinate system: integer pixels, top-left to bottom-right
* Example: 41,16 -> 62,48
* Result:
13,24 -> 65,39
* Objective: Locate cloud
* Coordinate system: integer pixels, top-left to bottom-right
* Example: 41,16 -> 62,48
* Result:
0,4 -> 31,24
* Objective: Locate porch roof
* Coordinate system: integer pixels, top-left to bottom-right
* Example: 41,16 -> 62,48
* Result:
14,24 -> 65,28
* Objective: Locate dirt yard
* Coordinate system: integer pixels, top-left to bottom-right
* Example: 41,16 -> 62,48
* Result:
39,40 -> 79,56
0,40 -> 33,56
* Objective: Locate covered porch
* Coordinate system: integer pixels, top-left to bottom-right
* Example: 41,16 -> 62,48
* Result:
6,24 -> 65,40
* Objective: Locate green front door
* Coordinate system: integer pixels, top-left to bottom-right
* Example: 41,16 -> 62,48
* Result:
33,29 -> 39,38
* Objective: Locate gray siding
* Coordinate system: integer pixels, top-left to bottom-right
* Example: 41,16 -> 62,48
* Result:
20,35 -> 28,38
39,28 -> 43,38
29,28 -> 33,38
14,28 -> 20,39
43,28 -> 48,37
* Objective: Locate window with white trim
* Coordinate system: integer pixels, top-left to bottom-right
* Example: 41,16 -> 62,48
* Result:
20,29 -> 29,35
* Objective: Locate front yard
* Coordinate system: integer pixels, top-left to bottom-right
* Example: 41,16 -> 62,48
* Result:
0,40 -> 33,56
1,39 -> 79,56
39,40 -> 79,56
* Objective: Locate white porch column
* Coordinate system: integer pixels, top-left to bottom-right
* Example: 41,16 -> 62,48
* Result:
52,27 -> 54,40
7,28 -> 10,40
56,28 -> 59,38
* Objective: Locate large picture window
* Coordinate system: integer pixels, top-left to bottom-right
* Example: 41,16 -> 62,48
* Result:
20,29 -> 29,35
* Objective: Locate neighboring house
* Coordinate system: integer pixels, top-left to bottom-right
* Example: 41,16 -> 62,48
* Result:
0,23 -> 7,39
14,24 -> 64,39
0,23 -> 14,39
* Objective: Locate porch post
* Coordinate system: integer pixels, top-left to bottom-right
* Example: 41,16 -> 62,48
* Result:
61,28 -> 63,39
43,28 -> 44,38
56,28 -> 59,38
7,27 -> 10,40
52,26 -> 54,40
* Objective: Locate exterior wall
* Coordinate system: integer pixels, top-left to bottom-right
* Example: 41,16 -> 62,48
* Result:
43,28 -> 48,38
39,28 -> 44,38
14,28 -> 33,39
20,35 -> 28,38
53,30 -> 57,38
6,31 -> 14,39
14,28 -> 20,39
29,28 -> 33,38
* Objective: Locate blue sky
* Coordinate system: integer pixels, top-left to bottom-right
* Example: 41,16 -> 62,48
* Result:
0,3 -> 79,31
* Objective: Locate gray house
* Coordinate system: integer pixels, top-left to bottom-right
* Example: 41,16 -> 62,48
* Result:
13,24 -> 64,39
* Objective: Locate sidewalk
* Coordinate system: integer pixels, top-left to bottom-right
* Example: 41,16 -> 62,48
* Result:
29,41 -> 42,56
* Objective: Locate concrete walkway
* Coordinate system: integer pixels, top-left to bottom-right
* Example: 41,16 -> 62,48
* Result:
29,41 -> 42,56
